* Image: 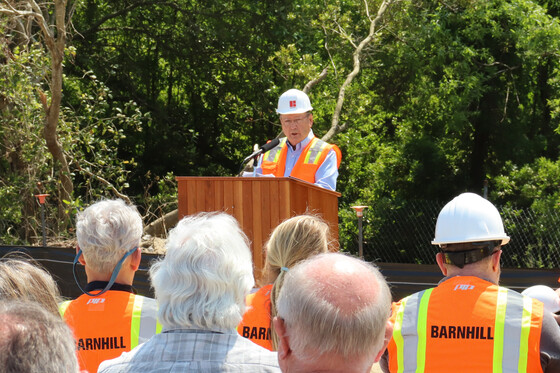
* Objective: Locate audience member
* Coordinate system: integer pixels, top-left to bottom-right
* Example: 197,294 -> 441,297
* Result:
0,255 -> 62,316
238,214 -> 330,350
98,212 -> 280,372
274,252 -> 393,373
60,199 -> 160,373
381,193 -> 560,372
523,285 -> 560,325
0,300 -> 79,373
522,285 -> 560,314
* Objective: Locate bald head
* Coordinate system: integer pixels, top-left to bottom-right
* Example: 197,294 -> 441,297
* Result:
275,253 -> 392,372
305,254 -> 380,315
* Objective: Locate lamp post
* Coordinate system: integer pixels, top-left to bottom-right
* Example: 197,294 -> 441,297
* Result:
350,205 -> 368,259
35,194 -> 50,247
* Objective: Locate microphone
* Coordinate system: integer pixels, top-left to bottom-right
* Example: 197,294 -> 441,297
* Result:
238,138 -> 280,175
242,138 -> 280,164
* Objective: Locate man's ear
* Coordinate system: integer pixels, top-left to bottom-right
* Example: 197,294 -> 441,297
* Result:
491,249 -> 502,272
436,252 -> 448,276
273,316 -> 291,359
130,247 -> 142,271
76,247 -> 86,266
374,320 -> 394,363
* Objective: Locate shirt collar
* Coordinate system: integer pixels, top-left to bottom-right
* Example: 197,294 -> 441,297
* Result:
85,281 -> 136,294
288,130 -> 315,151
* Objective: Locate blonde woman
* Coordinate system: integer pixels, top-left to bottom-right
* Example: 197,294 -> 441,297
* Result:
237,214 -> 330,350
0,255 -> 62,316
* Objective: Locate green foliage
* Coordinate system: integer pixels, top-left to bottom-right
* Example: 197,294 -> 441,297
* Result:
2,0 -> 560,267
0,24 -> 150,242
0,40 -> 51,243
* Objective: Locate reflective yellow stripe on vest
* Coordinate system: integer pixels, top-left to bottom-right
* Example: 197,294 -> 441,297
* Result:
264,138 -> 287,163
393,289 -> 433,373
130,296 -> 162,349
59,299 -> 71,317
497,289 -> 534,373
395,286 -> 537,373
518,296 -> 534,372
303,138 -> 329,165
493,287 -> 508,373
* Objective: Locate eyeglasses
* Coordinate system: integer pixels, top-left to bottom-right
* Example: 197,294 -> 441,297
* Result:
281,114 -> 310,126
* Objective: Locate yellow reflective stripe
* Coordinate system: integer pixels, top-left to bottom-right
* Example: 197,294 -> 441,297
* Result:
416,288 -> 433,373
130,295 -> 144,349
58,300 -> 71,317
303,138 -> 318,164
156,319 -> 163,334
304,139 -> 329,165
263,139 -> 285,162
273,139 -> 286,162
518,296 -> 533,373
493,287 -> 508,373
392,298 -> 408,373
311,145 -> 328,165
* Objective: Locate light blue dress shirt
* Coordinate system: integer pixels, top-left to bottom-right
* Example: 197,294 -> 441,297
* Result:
252,130 -> 339,191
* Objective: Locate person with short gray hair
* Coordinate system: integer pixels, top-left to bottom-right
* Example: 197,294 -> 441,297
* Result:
0,300 -> 79,373
99,212 -> 280,372
274,252 -> 393,373
60,199 -> 160,373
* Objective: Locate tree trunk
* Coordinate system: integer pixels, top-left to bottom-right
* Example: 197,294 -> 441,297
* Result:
40,0 -> 74,219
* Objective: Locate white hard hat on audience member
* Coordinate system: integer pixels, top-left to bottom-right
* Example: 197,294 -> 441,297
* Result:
276,89 -> 313,115
522,285 -> 560,313
432,192 -> 510,246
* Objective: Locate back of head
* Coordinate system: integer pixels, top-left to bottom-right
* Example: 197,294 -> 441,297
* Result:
0,257 -> 62,316
277,252 -> 391,362
150,212 -> 254,330
265,215 -> 330,348
432,193 -> 509,247
0,300 -> 79,373
76,199 -> 143,274
265,214 -> 330,282
432,193 -> 509,269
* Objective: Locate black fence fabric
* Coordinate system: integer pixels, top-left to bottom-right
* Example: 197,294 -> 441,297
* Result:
0,246 -> 158,299
355,200 -> 560,269
1,245 -> 558,302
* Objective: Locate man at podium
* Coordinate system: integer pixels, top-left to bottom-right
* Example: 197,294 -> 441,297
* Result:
248,89 -> 342,191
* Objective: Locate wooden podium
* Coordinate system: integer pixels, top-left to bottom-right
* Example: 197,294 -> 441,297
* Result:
176,176 -> 340,281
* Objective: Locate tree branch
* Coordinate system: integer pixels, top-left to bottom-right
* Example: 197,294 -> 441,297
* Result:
72,159 -> 132,204
303,67 -> 329,94
322,0 -> 395,142
79,1 -> 177,37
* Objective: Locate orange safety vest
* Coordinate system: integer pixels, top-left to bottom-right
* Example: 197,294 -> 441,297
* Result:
237,284 -> 273,350
60,290 -> 161,373
387,276 -> 544,373
261,137 -> 342,184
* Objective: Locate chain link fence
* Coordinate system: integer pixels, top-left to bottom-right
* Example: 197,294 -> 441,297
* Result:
360,200 -> 560,269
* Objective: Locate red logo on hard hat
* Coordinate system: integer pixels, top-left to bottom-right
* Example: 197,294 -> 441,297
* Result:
289,100 -> 296,108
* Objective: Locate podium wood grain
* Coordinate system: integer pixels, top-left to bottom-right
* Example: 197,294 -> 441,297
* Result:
176,176 -> 340,283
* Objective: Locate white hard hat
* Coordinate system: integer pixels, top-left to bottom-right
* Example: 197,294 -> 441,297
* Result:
522,285 -> 560,313
432,192 -> 510,246
276,89 -> 313,114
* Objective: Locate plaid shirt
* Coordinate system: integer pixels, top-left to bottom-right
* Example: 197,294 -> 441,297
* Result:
98,328 -> 280,373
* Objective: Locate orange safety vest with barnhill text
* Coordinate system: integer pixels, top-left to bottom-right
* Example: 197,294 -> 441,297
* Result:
387,276 -> 544,373
261,137 -> 342,184
237,284 -> 273,350
60,290 -> 161,373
